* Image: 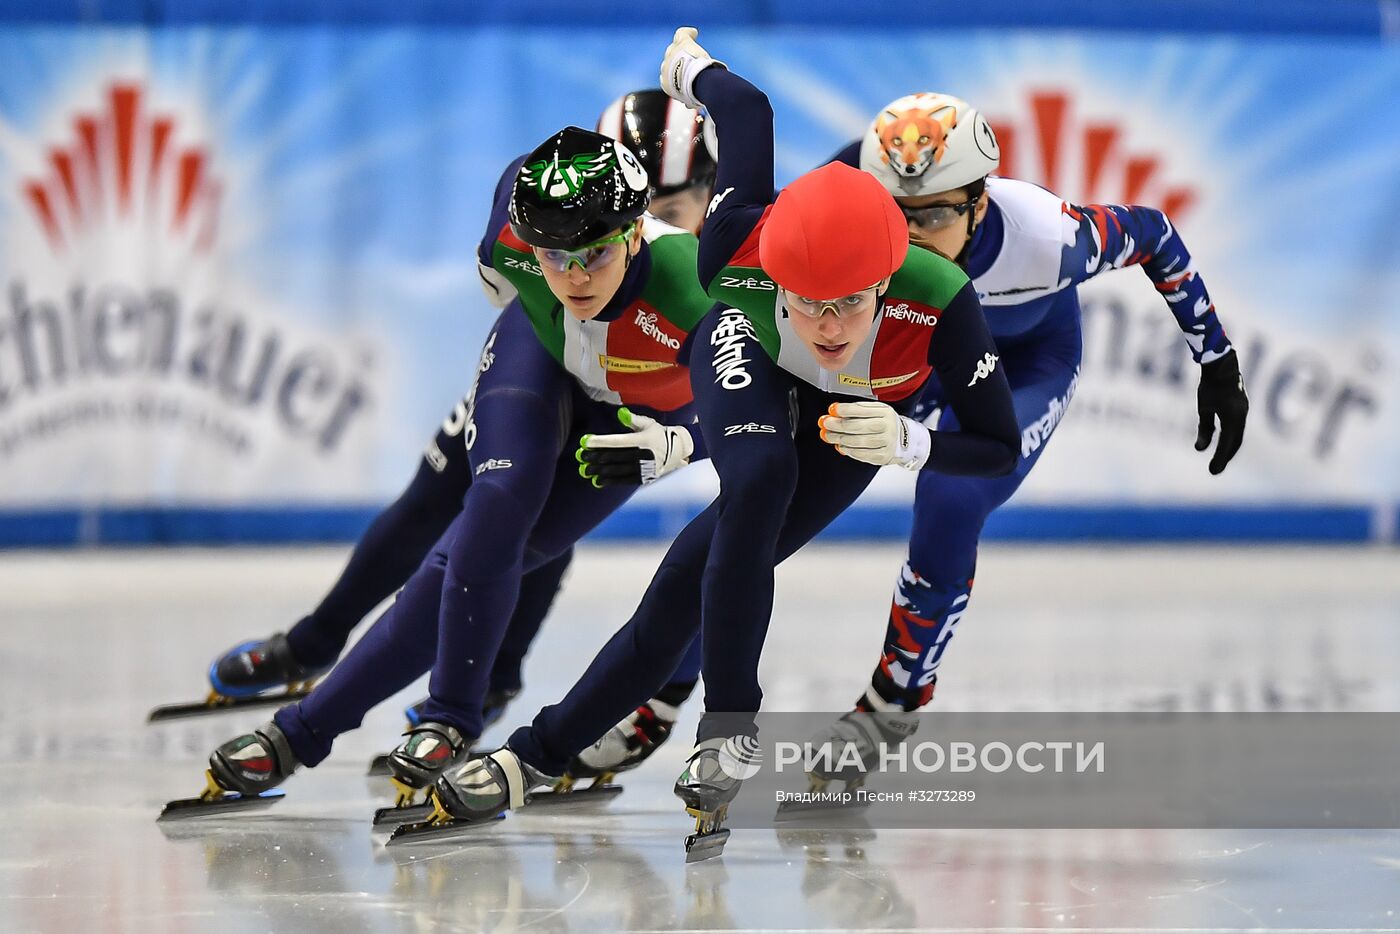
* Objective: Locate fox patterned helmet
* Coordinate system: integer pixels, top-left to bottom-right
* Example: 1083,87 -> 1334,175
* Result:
509,126 -> 651,251
596,89 -> 716,197
859,92 -> 1000,198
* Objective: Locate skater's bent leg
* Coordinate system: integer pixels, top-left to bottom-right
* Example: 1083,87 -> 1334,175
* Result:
281,317 -> 510,667
420,429 -> 561,735
286,449 -> 467,667
684,308 -> 801,726
419,306 -> 579,737
662,635 -> 703,697
509,507 -> 718,774
489,547 -> 573,695
879,472 -> 994,705
880,331 -> 1083,702
513,307 -> 801,766
694,404 -> 880,741
697,440 -> 797,716
485,423 -> 659,699
275,545 -> 453,766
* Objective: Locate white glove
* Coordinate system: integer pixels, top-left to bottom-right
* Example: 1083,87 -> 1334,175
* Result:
819,401 -> 931,470
576,407 -> 694,486
659,26 -> 723,110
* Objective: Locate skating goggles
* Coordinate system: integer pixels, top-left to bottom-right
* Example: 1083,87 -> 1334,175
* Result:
535,223 -> 637,273
782,286 -> 880,320
898,194 -> 980,232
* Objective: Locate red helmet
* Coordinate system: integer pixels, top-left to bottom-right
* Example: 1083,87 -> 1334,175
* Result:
759,162 -> 908,299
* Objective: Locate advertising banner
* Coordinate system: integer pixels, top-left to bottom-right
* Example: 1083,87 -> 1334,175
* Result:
2,27 -> 1396,540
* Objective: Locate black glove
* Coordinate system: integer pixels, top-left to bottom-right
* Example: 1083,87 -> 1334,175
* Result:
1195,350 -> 1248,475
575,408 -> 694,488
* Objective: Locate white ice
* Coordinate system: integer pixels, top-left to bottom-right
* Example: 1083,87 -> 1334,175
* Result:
4,543 -> 1400,932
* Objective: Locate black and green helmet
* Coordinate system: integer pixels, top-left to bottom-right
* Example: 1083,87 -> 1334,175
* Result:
509,126 -> 652,251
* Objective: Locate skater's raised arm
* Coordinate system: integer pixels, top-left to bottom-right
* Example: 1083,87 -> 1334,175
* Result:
660,28 -> 774,289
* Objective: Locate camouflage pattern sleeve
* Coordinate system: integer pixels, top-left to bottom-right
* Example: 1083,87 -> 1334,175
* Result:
1060,202 -> 1232,364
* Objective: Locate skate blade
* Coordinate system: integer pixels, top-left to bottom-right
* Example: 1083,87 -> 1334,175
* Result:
147,686 -> 314,723
684,828 -> 730,863
773,798 -> 871,821
383,811 -> 505,846
526,782 -> 623,811
157,788 -> 285,821
372,802 -> 434,827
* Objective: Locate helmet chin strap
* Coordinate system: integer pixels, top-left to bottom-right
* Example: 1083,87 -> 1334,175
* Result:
951,217 -> 977,268
951,177 -> 987,269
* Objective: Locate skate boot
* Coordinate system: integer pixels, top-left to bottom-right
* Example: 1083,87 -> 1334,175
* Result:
676,736 -> 761,863
385,746 -> 557,846
402,686 -> 519,730
148,632 -> 330,722
158,721 -> 299,820
372,721 -> 472,827
480,686 -> 520,730
402,697 -> 430,729
776,672 -> 923,821
367,687 -> 521,776
547,697 -> 678,801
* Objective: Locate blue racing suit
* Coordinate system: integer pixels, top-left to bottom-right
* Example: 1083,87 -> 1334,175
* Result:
830,141 -> 1232,709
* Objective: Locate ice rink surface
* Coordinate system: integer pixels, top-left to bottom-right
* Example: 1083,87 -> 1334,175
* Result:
4,542 -> 1400,933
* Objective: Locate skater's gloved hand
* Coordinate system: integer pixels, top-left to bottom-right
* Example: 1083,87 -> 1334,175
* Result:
576,407 -> 694,487
819,401 -> 931,470
1195,350 -> 1248,475
660,26 -> 724,110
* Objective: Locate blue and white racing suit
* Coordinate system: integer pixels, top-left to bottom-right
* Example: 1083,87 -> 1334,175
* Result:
829,145 -> 1232,709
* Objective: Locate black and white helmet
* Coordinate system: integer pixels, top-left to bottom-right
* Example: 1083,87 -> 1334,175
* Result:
596,89 -> 717,197
509,126 -> 651,251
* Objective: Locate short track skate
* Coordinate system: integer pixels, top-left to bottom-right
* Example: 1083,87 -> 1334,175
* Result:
524,771 -> 626,810
371,720 -> 475,827
367,745 -> 487,779
158,769 -> 285,821
383,790 -> 504,846
774,774 -> 872,821
365,689 -> 518,775
674,737 -> 755,863
147,682 -> 319,723
683,804 -> 731,863
371,777 -> 438,827
151,633 -> 329,722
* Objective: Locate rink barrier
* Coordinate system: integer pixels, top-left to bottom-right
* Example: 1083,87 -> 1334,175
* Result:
0,503 -> 1386,547
0,0 -> 1391,35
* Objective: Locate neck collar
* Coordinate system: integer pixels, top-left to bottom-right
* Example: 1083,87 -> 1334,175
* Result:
590,242 -> 652,322
962,196 -> 1004,281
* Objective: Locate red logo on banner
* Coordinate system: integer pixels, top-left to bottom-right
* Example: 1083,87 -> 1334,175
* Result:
990,91 -> 1196,220
22,83 -> 221,253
